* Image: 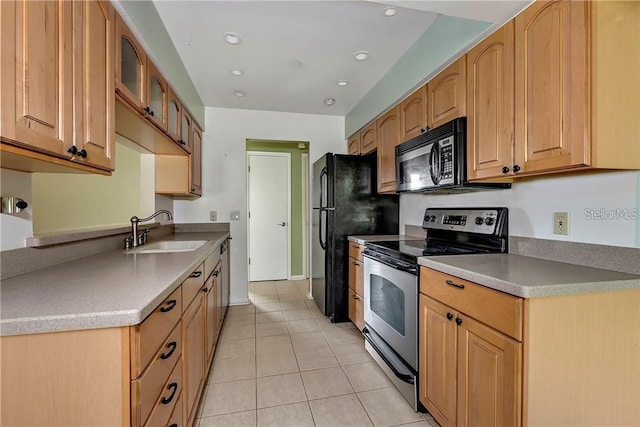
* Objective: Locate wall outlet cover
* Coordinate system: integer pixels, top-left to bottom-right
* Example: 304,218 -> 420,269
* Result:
553,212 -> 570,235
210,211 -> 217,222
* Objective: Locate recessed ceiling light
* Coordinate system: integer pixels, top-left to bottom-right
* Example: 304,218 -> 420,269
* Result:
383,7 -> 398,17
353,51 -> 369,61
337,80 -> 349,87
289,60 -> 303,68
234,90 -> 246,97
324,98 -> 335,106
230,68 -> 244,76
223,32 -> 242,45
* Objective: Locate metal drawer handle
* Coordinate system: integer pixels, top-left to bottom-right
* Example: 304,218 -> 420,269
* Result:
160,341 -> 177,359
190,271 -> 202,278
161,382 -> 178,404
445,280 -> 465,290
160,299 -> 177,312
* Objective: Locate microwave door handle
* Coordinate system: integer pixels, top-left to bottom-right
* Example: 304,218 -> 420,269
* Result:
429,141 -> 441,185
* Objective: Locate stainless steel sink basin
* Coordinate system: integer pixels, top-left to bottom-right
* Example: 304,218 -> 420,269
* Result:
126,240 -> 207,254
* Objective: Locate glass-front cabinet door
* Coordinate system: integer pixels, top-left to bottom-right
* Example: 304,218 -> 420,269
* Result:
115,15 -> 145,110
145,60 -> 167,131
181,109 -> 193,152
167,86 -> 182,145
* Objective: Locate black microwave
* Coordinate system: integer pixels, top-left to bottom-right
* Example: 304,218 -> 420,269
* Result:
395,117 -> 510,193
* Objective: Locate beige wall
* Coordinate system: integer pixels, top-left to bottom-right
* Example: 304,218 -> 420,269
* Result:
31,137 -> 157,235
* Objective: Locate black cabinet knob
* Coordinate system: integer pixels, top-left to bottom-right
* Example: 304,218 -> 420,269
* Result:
16,200 -> 28,209
144,106 -> 155,117
446,312 -> 454,320
512,164 -> 521,173
502,166 -> 510,174
455,317 -> 463,326
77,149 -> 87,158
67,146 -> 78,155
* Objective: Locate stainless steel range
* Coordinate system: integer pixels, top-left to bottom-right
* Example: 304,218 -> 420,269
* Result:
361,207 -> 509,410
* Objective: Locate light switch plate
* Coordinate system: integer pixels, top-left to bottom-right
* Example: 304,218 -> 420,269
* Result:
553,212 -> 570,235
209,211 -> 217,222
230,211 -> 240,221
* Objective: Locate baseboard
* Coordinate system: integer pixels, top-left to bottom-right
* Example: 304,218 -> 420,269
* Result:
306,292 -> 313,300
289,275 -> 306,280
229,298 -> 251,305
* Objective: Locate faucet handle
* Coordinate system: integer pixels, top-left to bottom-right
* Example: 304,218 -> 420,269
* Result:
138,228 -> 150,245
124,235 -> 134,250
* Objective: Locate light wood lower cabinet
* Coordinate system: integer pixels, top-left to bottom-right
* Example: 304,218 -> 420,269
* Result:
347,242 -> 365,330
419,266 -> 640,427
0,245 -> 230,427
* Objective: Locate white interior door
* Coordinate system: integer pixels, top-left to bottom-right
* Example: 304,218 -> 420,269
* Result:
248,152 -> 290,281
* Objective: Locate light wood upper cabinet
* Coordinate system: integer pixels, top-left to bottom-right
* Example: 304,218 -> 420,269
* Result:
145,60 -> 168,132
167,87 -> 183,145
376,106 -> 401,194
466,22 -> 514,181
190,124 -> 203,196
427,57 -> 466,129
360,122 -> 377,155
514,0 -> 588,174
400,85 -> 428,141
115,14 -> 146,111
73,0 -> 115,171
348,134 -> 361,155
0,0 -> 115,173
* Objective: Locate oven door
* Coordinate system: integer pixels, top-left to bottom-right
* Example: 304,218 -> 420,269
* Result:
363,255 -> 418,370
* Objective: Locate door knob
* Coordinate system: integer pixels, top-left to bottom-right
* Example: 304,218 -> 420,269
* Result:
278,222 -> 286,227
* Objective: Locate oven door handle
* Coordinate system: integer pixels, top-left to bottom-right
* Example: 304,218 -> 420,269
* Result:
363,327 -> 415,384
362,250 -> 417,275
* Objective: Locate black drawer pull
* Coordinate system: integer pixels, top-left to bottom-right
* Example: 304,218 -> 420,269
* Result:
160,299 -> 177,312
445,280 -> 465,290
213,270 -> 219,277
352,261 -> 360,266
160,342 -> 177,359
190,271 -> 202,278
161,382 -> 178,404
169,424 -> 178,427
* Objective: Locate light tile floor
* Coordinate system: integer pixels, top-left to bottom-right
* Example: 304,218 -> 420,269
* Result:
195,279 -> 440,427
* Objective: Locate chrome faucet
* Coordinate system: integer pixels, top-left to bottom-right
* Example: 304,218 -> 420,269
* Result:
128,210 -> 173,248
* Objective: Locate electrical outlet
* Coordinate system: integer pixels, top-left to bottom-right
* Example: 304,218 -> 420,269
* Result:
553,212 -> 570,235
209,211 -> 217,222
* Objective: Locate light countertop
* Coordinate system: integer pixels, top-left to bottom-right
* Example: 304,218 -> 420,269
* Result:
418,253 -> 640,298
0,232 -> 229,336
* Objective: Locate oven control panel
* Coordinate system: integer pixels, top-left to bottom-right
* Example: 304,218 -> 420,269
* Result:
422,208 -> 506,235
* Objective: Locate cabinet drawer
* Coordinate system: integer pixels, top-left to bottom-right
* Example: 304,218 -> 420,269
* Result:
204,247 -> 221,280
132,287 -> 182,377
181,263 -> 205,309
143,357 -> 182,427
348,242 -> 364,262
420,268 -> 523,341
132,322 -> 182,425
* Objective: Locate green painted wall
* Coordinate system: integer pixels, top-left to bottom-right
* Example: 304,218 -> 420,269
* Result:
118,1 -> 205,126
345,15 -> 491,137
246,140 -> 309,277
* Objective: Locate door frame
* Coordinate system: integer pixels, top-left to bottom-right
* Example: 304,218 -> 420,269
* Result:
300,152 -> 309,281
246,151 -> 292,280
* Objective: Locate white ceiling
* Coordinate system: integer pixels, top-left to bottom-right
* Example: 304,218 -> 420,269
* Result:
153,1 -> 530,117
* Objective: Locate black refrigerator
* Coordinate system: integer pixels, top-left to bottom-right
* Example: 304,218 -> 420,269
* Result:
312,153 -> 399,323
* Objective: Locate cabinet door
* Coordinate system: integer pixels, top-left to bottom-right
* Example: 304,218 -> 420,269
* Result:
182,294 -> 205,426
466,22 -> 514,181
146,60 -> 168,132
360,122 -> 377,155
181,109 -> 193,153
205,273 -> 217,367
0,0 -> 73,157
167,87 -> 183,146
190,124 -> 203,196
115,14 -> 146,110
401,85 -> 428,140
514,0 -> 589,174
376,106 -> 400,194
427,57 -> 467,129
419,295 -> 457,427
456,314 -> 521,427
347,134 -> 361,155
73,0 -> 115,171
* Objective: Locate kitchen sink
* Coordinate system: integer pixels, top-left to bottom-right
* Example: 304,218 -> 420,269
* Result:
125,240 -> 208,254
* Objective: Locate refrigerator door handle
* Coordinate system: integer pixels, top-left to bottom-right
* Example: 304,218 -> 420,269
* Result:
319,166 -> 328,209
319,209 -> 327,250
